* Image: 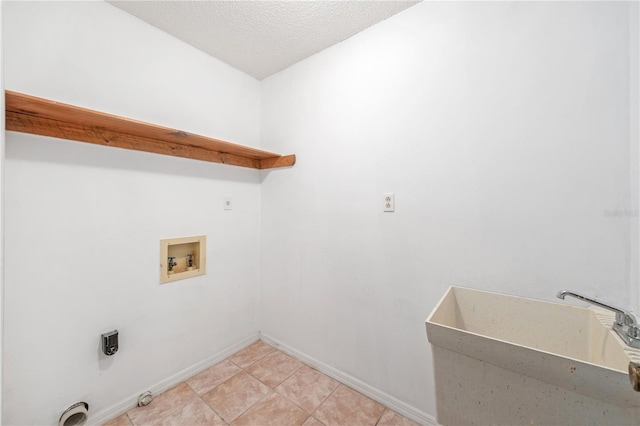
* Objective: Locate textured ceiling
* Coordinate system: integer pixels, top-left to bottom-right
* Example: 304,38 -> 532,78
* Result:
108,1 -> 420,80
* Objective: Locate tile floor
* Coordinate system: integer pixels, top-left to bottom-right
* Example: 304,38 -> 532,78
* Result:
103,341 -> 418,426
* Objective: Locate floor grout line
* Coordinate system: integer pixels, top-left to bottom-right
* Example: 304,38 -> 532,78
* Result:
309,381 -> 340,420
197,391 -> 228,425
227,389 -> 273,425
373,407 -> 388,426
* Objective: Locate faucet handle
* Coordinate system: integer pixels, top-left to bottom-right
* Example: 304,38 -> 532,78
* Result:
628,325 -> 640,340
617,311 -> 638,326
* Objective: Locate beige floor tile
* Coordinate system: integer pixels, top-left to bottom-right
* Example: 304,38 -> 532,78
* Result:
302,416 -> 325,426
377,409 -> 419,426
103,346 -> 408,426
127,383 -> 199,426
160,397 -> 226,426
186,359 -> 242,395
229,341 -> 276,369
275,366 -> 339,413
101,413 -> 132,426
231,391 -> 308,426
313,384 -> 385,426
245,350 -> 304,388
202,371 -> 271,423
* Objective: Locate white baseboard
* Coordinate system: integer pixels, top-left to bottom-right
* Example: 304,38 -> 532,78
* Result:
259,333 -> 438,426
88,333 -> 260,426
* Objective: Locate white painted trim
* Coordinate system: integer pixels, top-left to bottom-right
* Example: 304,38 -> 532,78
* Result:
88,333 -> 260,426
632,0 -> 640,315
0,1 -> 5,421
259,333 -> 438,426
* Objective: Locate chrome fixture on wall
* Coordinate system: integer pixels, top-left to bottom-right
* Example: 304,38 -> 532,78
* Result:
556,290 -> 640,349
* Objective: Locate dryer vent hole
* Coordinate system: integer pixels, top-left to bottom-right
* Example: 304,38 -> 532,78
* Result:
63,413 -> 87,426
59,402 -> 89,426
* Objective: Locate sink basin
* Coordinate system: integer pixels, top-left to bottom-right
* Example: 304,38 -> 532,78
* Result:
427,285 -> 632,369
426,286 -> 640,425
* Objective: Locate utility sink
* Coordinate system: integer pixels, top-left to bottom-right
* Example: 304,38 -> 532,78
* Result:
426,286 -> 640,425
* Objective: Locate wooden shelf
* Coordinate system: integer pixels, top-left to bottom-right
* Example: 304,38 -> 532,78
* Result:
5,91 -> 295,170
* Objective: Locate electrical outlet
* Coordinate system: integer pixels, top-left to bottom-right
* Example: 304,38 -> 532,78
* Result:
384,193 -> 395,212
223,196 -> 232,211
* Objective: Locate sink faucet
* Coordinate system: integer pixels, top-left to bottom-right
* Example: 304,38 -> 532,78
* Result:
557,290 -> 640,349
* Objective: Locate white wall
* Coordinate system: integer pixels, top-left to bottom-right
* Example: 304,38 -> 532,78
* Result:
3,2 -> 262,424
632,0 -> 640,318
0,0 -> 5,420
260,1 -> 637,417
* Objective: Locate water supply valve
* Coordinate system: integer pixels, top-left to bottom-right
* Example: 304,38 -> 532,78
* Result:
160,236 -> 206,284
168,256 -> 177,272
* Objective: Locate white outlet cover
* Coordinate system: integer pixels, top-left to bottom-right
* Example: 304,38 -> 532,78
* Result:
223,196 -> 232,210
384,193 -> 395,212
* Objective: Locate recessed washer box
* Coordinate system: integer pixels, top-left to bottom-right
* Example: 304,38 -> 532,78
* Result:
160,235 -> 206,284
